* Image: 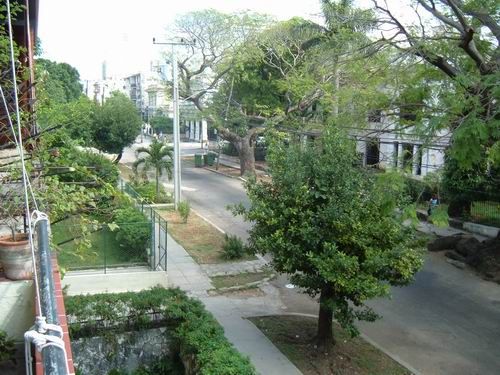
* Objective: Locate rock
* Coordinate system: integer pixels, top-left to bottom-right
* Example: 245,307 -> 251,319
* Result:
446,258 -> 466,269
456,236 -> 481,257
427,235 -> 464,252
445,251 -> 466,263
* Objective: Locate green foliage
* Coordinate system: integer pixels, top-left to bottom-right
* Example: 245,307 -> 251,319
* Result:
131,181 -> 173,204
37,95 -> 97,144
36,58 -> 83,105
177,201 -> 191,223
0,330 -> 15,362
222,234 -> 246,260
232,129 -> 424,338
92,92 -> 142,157
65,287 -> 255,375
107,355 -> 183,375
133,139 -> 173,200
150,115 -> 173,135
113,207 -> 150,258
0,2 -> 25,77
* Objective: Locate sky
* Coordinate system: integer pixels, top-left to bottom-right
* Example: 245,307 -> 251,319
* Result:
38,0 -> 417,81
38,0 -> 323,80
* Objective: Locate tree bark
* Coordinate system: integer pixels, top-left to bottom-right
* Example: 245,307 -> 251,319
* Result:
237,138 -> 256,177
316,285 -> 335,347
156,167 -> 160,201
114,150 -> 123,164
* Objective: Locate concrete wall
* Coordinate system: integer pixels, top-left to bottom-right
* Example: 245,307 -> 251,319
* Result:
0,280 -> 34,341
62,270 -> 168,296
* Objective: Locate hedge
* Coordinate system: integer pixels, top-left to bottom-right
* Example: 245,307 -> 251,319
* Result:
65,287 -> 255,375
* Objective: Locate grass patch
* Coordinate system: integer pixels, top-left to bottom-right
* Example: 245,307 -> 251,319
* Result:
470,201 -> 500,227
211,271 -> 272,289
249,315 -> 411,375
52,217 -> 148,270
159,209 -> 255,264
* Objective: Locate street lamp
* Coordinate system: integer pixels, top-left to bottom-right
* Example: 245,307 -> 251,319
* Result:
153,37 -> 195,209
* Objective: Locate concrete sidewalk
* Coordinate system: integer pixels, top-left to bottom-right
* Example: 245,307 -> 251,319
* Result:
166,233 -> 302,375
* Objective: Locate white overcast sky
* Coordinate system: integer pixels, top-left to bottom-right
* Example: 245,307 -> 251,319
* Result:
38,0 -> 413,80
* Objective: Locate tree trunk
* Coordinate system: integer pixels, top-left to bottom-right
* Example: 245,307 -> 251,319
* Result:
237,138 -> 256,177
155,167 -> 160,202
114,150 -> 123,164
316,285 -> 335,348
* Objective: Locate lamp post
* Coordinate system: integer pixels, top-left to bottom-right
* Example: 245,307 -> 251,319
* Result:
153,37 -> 195,209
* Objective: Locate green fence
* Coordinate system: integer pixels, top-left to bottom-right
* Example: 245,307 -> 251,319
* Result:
119,177 -> 169,271
52,179 -> 169,273
52,219 -> 151,272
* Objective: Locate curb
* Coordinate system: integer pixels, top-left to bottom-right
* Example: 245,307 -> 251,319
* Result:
191,208 -> 227,235
203,165 -> 242,180
245,312 -> 422,375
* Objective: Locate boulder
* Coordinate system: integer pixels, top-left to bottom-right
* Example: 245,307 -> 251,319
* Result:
445,251 -> 466,263
456,236 -> 481,257
427,235 -> 464,252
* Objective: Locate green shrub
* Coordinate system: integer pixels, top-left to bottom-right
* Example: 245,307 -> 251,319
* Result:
0,330 -> 15,362
404,176 -> 432,203
113,207 -> 150,258
222,234 -> 246,260
131,181 -> 173,204
65,287 -> 255,375
59,149 -> 119,185
177,201 -> 190,223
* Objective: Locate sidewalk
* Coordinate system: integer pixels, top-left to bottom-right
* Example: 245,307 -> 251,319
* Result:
166,233 -> 302,375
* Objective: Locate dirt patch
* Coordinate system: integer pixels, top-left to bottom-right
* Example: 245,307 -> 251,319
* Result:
158,209 -> 255,264
117,163 -> 134,181
208,287 -> 265,298
211,271 -> 273,289
249,315 -> 411,375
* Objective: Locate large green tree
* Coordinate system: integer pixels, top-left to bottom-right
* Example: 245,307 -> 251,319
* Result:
36,58 -> 83,105
92,91 -> 141,162
37,95 -> 96,144
233,129 -> 424,347
208,1 -> 380,175
373,0 -> 500,214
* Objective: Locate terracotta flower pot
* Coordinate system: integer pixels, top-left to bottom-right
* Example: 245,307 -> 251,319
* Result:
0,234 -> 33,281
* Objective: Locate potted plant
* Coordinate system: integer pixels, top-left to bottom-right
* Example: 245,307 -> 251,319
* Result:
0,185 -> 33,280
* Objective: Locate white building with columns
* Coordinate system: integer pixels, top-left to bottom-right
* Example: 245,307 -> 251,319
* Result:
184,119 -> 209,147
354,112 -> 449,177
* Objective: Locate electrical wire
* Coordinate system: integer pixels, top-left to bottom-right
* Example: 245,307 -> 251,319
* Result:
6,0 -> 42,315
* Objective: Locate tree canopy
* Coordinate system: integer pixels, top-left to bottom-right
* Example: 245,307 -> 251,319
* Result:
36,58 -> 83,105
233,129 -> 424,346
92,91 -> 142,162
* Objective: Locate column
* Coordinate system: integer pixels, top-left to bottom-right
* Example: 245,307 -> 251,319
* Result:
397,143 -> 404,169
412,144 -> 420,175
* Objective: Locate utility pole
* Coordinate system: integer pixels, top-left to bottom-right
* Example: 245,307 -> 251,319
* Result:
153,37 -> 195,209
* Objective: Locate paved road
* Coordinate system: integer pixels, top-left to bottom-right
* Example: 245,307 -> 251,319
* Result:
122,139 -> 500,375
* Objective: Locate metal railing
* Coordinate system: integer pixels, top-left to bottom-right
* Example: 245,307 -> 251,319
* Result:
119,177 -> 168,271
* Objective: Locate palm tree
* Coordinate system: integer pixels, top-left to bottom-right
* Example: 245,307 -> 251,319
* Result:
132,139 -> 173,200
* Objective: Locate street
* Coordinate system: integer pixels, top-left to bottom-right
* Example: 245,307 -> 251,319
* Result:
123,139 -> 500,375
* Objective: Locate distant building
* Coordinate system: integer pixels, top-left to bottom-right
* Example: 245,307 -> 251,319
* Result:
353,112 -> 449,177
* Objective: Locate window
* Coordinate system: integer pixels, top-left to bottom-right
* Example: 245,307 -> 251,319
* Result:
148,92 -> 157,108
415,145 -> 423,176
393,142 -> 399,167
368,110 -> 382,123
365,138 -> 380,167
402,143 -> 413,170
